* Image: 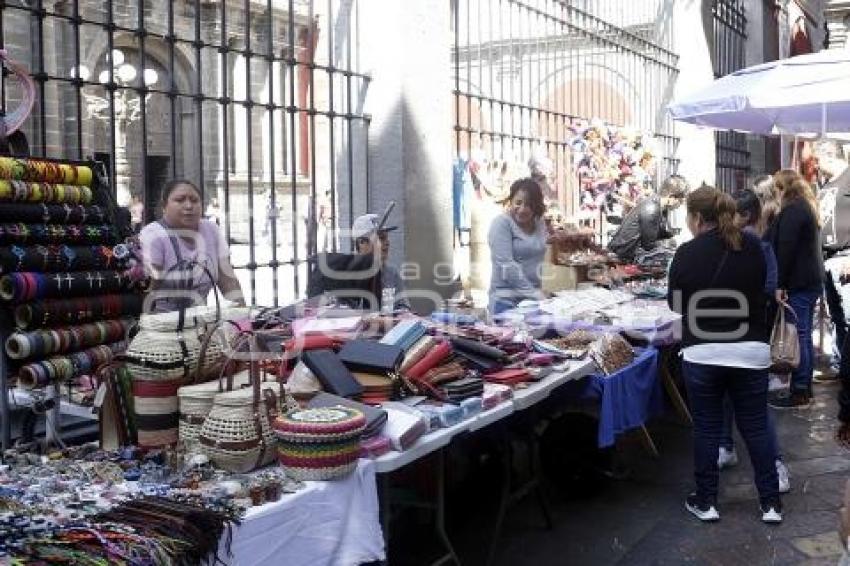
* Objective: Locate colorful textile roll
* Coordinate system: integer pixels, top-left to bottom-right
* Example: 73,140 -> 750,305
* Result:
14,294 -> 143,329
16,341 -> 127,389
0,270 -> 137,302
0,223 -> 118,245
0,181 -> 92,204
0,244 -> 121,274
5,317 -> 134,359
273,406 -> 365,481
133,379 -> 181,448
0,157 -> 93,186
0,203 -> 107,224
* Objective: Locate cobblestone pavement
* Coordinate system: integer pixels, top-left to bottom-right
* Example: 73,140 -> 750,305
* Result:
391,378 -> 850,565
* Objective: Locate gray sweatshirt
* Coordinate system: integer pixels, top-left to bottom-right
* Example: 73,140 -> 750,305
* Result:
488,213 -> 547,309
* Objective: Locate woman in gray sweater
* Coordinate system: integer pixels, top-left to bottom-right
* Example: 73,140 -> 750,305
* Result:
488,178 -> 549,314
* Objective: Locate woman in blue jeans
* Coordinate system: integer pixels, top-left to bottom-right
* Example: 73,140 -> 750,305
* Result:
718,190 -> 789,493
768,171 -> 825,409
668,185 -> 781,523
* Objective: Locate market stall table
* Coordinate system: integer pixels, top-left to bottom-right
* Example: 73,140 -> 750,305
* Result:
221,459 -> 385,566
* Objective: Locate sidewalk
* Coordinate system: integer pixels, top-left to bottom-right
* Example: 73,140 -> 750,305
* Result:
396,379 -> 850,565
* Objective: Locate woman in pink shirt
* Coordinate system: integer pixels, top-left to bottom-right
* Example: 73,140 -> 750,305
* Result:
140,180 -> 245,313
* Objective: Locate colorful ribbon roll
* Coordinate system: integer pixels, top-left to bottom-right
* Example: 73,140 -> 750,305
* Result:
0,157 -> 93,186
5,317 -> 134,360
0,223 -> 117,245
0,181 -> 92,204
0,244 -> 121,274
17,341 -> 127,389
14,294 -> 143,330
0,270 -> 139,302
0,203 -> 106,224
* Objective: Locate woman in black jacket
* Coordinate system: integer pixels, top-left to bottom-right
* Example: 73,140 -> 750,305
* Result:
769,172 -> 825,409
668,185 -> 780,524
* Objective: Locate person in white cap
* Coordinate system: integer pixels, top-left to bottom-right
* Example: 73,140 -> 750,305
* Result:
352,213 -> 411,311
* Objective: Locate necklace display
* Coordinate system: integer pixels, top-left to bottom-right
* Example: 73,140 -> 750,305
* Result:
0,443 -> 304,563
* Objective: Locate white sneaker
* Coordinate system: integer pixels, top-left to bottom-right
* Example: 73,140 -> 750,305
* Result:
718,447 -> 739,469
776,460 -> 791,493
760,502 -> 783,524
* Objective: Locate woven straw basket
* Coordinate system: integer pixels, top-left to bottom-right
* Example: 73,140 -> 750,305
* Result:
198,373 -> 282,473
178,369 -> 252,444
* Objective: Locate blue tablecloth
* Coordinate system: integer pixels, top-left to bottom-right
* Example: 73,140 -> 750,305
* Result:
580,347 -> 664,448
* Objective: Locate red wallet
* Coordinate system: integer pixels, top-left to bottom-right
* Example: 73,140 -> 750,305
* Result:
484,368 -> 531,386
406,340 -> 453,379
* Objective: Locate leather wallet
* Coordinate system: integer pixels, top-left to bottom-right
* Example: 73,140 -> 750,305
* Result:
339,339 -> 404,374
440,376 -> 484,403
380,320 -> 427,352
453,348 -> 503,373
422,361 -> 466,385
308,392 -> 388,438
300,349 -> 364,398
484,368 -> 531,386
450,337 -> 507,361
283,335 -> 342,358
406,340 -> 453,379
400,336 -> 437,373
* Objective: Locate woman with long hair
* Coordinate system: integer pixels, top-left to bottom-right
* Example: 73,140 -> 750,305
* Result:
487,178 -> 549,315
668,185 -> 781,523
769,173 -> 825,408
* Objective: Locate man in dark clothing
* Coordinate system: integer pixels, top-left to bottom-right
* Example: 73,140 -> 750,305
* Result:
608,175 -> 690,262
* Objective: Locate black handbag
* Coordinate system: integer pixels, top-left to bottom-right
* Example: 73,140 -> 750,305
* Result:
301,349 -> 364,399
338,339 -> 404,374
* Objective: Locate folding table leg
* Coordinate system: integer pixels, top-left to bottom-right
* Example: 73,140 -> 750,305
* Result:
660,350 -> 693,425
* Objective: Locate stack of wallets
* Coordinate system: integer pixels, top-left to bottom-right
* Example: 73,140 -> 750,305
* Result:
482,383 -> 513,409
379,319 -> 427,352
300,349 -> 364,399
382,402 -> 430,451
352,372 -> 395,405
339,339 -> 405,374
439,376 -> 484,404
413,400 -> 465,429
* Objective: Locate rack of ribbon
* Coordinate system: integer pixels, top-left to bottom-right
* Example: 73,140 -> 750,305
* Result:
0,156 -> 145,451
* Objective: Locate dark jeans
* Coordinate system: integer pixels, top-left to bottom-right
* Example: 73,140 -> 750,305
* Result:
721,397 -> 781,460
683,361 -> 779,505
788,289 -> 820,396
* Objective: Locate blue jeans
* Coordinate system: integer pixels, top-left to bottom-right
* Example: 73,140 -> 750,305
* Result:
721,396 -> 781,460
683,361 -> 779,505
788,289 -> 821,395
489,297 -> 517,316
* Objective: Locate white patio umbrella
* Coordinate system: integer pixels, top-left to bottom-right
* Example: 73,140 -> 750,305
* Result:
668,50 -> 850,137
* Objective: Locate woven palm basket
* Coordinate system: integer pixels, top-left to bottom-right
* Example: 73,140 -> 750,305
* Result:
177,369 -> 252,444
198,382 -> 280,473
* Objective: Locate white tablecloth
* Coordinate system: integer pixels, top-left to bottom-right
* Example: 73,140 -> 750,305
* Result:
221,460 -> 385,566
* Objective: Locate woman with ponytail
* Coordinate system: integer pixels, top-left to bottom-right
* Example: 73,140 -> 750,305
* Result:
668,185 -> 781,524
769,172 -> 825,409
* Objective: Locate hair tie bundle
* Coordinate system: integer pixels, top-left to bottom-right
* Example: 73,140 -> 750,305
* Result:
5,317 -> 134,359
14,294 -> 142,330
0,203 -> 106,224
0,180 -> 93,204
17,341 -> 126,389
0,223 -> 117,245
0,269 -> 136,302
0,157 -> 93,186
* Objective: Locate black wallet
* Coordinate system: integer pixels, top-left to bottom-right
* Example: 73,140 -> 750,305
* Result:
440,376 -> 484,403
301,349 -> 364,399
450,337 -> 507,360
453,348 -> 503,372
339,339 -> 404,374
308,392 -> 388,438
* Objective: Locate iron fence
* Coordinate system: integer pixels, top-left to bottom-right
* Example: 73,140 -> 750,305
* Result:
451,0 -> 680,218
712,0 -> 749,192
1,0 -> 370,307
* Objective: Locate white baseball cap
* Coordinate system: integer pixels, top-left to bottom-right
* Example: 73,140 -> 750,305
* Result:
351,213 -> 398,240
